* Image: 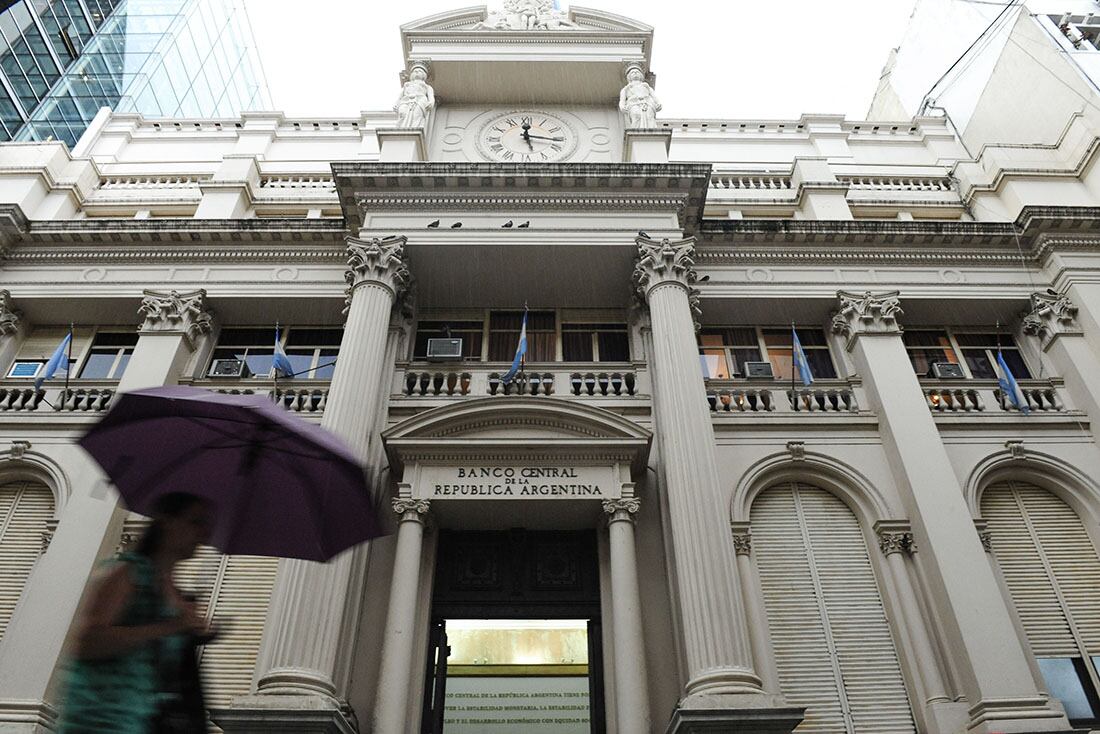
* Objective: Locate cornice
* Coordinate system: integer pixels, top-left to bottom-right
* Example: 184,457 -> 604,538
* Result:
4,244 -> 345,264
356,192 -> 688,212
332,162 -> 712,234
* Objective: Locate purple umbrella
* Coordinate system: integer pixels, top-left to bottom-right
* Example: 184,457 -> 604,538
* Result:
78,386 -> 385,561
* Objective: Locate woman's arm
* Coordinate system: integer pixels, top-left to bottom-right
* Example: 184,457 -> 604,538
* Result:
72,565 -> 200,660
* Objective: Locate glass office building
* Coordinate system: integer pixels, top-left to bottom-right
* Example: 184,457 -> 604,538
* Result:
4,0 -> 270,147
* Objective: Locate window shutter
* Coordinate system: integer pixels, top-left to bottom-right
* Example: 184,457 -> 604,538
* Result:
752,482 -> 916,734
0,481 -> 54,640
982,481 -> 1100,657
174,549 -> 278,712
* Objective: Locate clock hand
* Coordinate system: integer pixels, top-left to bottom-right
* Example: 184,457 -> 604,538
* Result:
524,134 -> 565,142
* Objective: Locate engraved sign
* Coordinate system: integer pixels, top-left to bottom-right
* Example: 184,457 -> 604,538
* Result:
416,465 -> 619,500
444,675 -> 590,733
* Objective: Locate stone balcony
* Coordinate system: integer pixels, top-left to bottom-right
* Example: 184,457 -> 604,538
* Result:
705,377 -> 872,425
0,380 -> 118,419
919,377 -> 1082,424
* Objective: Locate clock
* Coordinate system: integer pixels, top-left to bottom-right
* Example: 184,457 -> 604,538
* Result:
477,111 -> 577,162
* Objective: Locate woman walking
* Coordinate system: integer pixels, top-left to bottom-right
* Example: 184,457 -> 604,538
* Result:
58,492 -> 214,733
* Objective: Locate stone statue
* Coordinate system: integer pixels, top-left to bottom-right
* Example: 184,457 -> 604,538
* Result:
394,66 -> 434,129
473,1 -> 581,30
619,66 -> 661,129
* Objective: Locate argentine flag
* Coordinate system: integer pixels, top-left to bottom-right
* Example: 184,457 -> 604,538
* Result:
273,325 -> 294,378
501,310 -> 528,385
792,327 -> 814,387
996,349 -> 1029,415
35,331 -> 72,390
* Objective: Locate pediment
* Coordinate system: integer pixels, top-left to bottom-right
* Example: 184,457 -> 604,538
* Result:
383,397 -> 651,474
401,5 -> 653,34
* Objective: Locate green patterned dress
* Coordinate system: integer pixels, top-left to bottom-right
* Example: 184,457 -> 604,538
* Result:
57,552 -> 186,734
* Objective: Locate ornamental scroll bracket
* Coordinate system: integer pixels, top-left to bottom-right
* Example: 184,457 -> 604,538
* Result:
138,289 -> 214,348
345,235 -> 412,308
831,290 -> 904,352
632,236 -> 702,331
1021,290 -> 1081,350
392,497 -> 431,520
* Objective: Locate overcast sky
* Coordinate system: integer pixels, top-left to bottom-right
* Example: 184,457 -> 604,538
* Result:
243,0 -> 918,120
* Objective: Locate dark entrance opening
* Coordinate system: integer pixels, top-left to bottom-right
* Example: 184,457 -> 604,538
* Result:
421,529 -> 605,734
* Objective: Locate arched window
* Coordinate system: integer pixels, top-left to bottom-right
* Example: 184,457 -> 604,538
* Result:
751,482 -> 915,733
0,480 -> 55,640
173,546 -> 278,709
982,480 -> 1100,726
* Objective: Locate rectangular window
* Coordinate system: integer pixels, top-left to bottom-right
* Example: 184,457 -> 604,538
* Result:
903,330 -> 958,376
698,328 -> 761,379
761,328 -> 837,381
488,311 -> 555,363
78,331 -> 137,379
1037,658 -> 1100,725
208,327 -> 341,379
561,323 -> 629,362
953,332 -> 1032,380
413,321 -> 484,362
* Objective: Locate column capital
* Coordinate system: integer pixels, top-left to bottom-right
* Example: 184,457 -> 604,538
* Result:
392,497 -> 430,520
603,497 -> 640,520
0,290 -> 22,336
831,290 -> 903,351
632,236 -> 701,327
875,522 -> 916,556
1021,290 -> 1081,349
137,289 -> 214,347
731,533 -> 751,556
345,235 -> 411,303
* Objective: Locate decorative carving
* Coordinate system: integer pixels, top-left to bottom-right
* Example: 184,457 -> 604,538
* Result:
620,65 -> 661,129
345,236 -> 411,302
1022,290 -> 1080,348
978,531 -> 992,553
732,533 -> 752,556
602,498 -> 640,516
392,497 -> 430,517
1005,440 -> 1026,458
633,236 -> 701,326
0,290 -> 21,336
394,64 -> 434,129
877,530 -> 916,556
474,1 -> 581,30
786,441 -> 805,461
831,290 -> 903,350
138,289 -> 214,345
8,440 -> 30,460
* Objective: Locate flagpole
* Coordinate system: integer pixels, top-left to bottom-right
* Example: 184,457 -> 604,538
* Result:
273,321 -> 279,402
791,321 -> 797,412
63,322 -> 73,408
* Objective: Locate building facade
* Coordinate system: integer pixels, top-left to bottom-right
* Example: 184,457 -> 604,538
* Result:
2,0 -> 269,148
0,4 -> 1100,734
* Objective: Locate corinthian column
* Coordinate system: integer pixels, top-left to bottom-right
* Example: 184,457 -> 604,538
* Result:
832,291 -> 1070,733
0,289 -> 24,370
633,237 -> 764,707
372,497 -> 431,734
233,237 -> 410,730
1021,290 -> 1100,423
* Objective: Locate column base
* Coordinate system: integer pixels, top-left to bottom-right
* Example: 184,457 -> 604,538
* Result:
0,698 -> 58,733
211,695 -> 356,734
966,697 -> 1080,734
665,693 -> 804,734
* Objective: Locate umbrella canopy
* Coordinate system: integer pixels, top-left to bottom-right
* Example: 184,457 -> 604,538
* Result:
79,386 -> 384,561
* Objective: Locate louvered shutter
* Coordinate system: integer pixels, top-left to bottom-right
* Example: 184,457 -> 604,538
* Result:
982,481 -> 1100,658
0,481 -> 54,640
752,482 -> 916,734
174,549 -> 278,714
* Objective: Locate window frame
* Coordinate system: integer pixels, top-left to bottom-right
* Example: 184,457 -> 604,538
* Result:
697,326 -> 838,381
76,330 -> 138,380
905,327 -> 1033,380
207,326 -> 342,380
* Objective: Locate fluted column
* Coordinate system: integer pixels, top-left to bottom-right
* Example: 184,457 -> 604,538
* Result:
633,236 -> 762,700
603,496 -> 651,733
372,498 -> 431,734
251,238 -> 410,705
874,523 -> 949,706
730,526 -> 782,695
832,291 -> 1069,733
0,290 -> 214,731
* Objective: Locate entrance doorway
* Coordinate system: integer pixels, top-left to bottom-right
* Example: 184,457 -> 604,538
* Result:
421,530 -> 605,734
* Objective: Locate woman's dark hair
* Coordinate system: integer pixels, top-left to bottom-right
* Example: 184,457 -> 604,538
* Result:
136,492 -> 204,557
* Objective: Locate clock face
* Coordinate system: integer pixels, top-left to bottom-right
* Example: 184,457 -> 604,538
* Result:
477,111 -> 577,162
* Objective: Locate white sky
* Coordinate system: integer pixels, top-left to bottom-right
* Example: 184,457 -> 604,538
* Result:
243,0 -> 919,120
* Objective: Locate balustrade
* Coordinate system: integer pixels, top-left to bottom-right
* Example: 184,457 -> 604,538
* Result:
0,384 -> 115,413
922,379 -> 1066,414
397,365 -> 644,400
706,379 -> 861,415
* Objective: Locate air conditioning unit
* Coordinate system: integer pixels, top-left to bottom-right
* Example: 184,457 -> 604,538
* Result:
930,362 -> 965,379
426,338 -> 463,361
6,361 -> 43,379
209,358 -> 250,378
743,361 -> 775,379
